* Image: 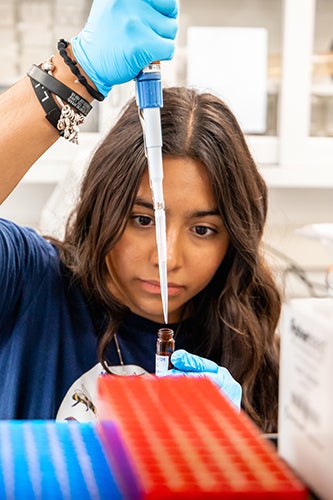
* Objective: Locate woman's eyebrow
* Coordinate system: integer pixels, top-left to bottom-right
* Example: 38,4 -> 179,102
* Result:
134,197 -> 154,210
191,209 -> 220,217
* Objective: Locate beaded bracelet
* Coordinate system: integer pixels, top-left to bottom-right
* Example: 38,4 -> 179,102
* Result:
57,39 -> 105,102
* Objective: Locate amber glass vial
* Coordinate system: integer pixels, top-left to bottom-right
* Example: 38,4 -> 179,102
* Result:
155,328 -> 175,376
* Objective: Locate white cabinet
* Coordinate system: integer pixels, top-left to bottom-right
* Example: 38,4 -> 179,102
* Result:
269,0 -> 333,186
177,0 -> 333,187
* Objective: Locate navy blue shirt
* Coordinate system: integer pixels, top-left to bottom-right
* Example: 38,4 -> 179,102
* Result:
0,219 -> 194,419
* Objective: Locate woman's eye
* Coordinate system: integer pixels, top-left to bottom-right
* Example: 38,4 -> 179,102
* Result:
132,215 -> 154,227
193,225 -> 216,237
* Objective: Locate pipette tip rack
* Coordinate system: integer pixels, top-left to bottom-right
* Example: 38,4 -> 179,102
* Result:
97,375 -> 308,499
0,420 -> 122,499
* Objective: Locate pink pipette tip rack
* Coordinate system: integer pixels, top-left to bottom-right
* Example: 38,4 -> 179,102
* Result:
97,375 -> 307,499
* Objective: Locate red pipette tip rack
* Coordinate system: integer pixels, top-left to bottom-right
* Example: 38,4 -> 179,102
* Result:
97,375 -> 307,499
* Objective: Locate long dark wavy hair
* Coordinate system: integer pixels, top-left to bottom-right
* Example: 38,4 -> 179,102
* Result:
53,87 -> 281,432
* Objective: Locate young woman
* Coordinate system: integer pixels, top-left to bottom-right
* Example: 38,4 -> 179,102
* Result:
0,0 -> 280,432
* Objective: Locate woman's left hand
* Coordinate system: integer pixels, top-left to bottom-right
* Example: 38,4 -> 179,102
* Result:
167,349 -> 242,410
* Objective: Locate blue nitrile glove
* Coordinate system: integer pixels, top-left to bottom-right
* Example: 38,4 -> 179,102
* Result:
167,349 -> 242,410
71,0 -> 178,97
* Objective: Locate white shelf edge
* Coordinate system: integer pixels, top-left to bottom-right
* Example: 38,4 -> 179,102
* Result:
260,164 -> 333,188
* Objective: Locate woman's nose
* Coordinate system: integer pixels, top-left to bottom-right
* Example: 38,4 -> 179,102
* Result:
167,230 -> 183,271
151,226 -> 183,271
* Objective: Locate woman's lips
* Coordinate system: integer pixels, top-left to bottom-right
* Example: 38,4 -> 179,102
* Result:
140,280 -> 183,296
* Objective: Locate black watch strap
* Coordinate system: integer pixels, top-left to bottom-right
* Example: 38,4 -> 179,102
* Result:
28,64 -> 92,116
29,77 -> 61,131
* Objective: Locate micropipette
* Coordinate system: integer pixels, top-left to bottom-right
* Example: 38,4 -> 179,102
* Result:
135,62 -> 168,324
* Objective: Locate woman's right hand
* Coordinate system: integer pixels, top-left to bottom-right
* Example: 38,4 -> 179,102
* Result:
71,0 -> 179,98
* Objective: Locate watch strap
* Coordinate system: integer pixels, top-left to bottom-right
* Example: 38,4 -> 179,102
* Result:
28,64 -> 92,116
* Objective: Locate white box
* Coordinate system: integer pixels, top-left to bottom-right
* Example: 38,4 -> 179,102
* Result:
186,27 -> 268,134
279,298 -> 333,500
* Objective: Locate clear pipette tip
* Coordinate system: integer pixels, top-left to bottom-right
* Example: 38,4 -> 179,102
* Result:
155,207 -> 168,324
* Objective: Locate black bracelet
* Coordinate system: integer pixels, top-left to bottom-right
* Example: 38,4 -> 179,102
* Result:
29,76 -> 62,133
57,39 -> 105,102
27,64 -> 92,116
